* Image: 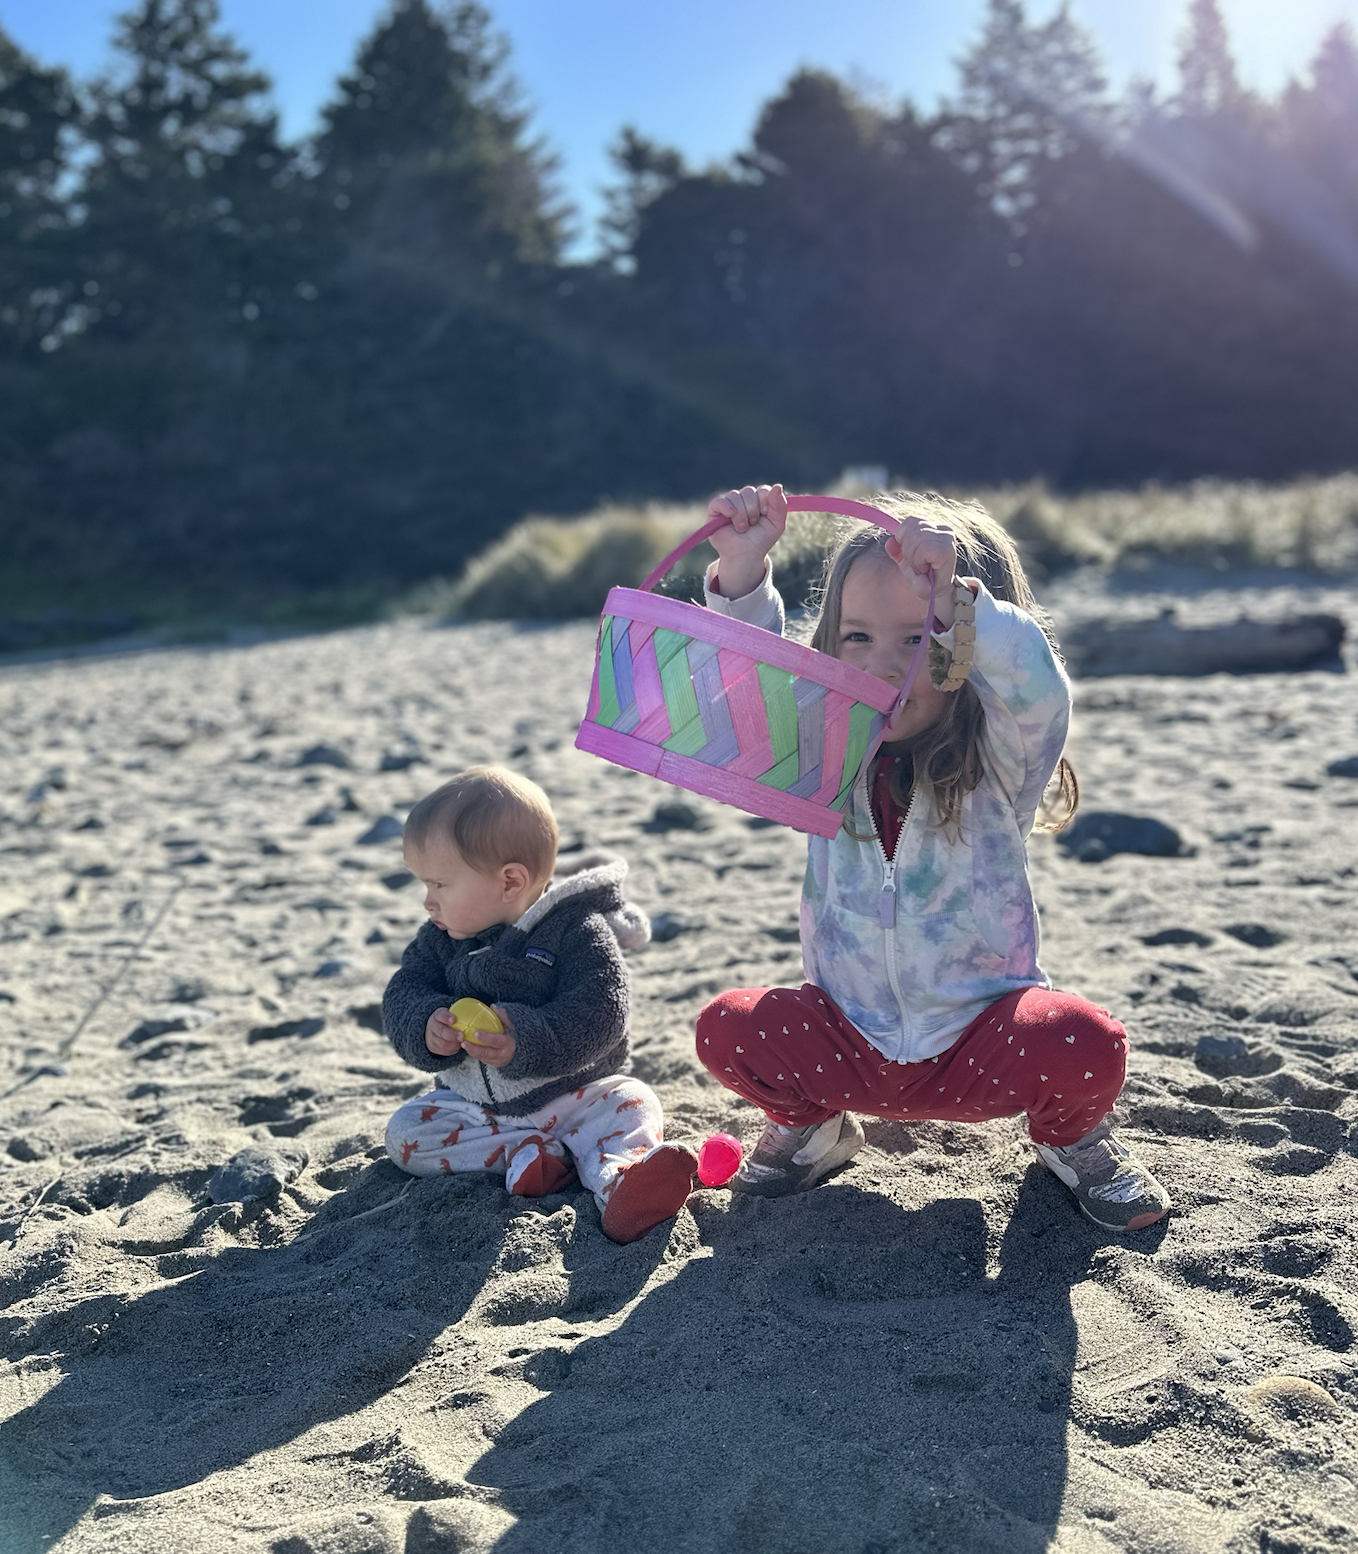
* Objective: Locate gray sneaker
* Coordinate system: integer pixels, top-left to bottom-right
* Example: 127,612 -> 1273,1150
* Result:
732,1112 -> 866,1198
1034,1116 -> 1171,1231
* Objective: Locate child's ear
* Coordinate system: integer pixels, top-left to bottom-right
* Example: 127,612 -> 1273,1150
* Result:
501,862 -> 531,900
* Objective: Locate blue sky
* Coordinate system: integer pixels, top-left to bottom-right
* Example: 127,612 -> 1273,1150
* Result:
6,1 -> 1358,252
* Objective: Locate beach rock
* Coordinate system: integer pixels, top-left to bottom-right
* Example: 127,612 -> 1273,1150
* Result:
1141,927 -> 1212,947
314,960 -> 347,978
1195,1033 -> 1251,1075
380,750 -> 422,772
298,744 -> 351,769
357,814 -> 404,845
644,799 -> 711,833
247,1016 -> 325,1044
1326,755 -> 1358,778
7,1133 -> 53,1161
650,910 -> 708,942
1223,923 -> 1285,948
1056,812 -> 1187,863
381,870 -> 415,890
1246,1375 -> 1344,1424
306,806 -> 338,827
207,1143 -> 308,1204
121,1014 -> 191,1047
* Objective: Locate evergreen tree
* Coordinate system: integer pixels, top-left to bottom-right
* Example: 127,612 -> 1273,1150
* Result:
0,30 -> 76,360
950,0 -> 1107,222
1177,0 -> 1245,117
626,70 -> 1008,480
1281,25 -> 1358,216
77,0 -> 293,344
599,127 -> 684,268
315,0 -> 563,277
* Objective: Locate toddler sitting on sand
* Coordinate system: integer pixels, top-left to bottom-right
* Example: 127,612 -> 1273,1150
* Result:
382,765 -> 697,1243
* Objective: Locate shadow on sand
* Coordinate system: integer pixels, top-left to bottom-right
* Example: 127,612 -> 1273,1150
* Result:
468,1166 -> 1120,1554
2,1159 -> 1158,1553
0,1165 -> 665,1551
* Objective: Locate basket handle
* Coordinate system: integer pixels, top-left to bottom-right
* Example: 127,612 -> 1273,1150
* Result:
637,494 -> 900,594
636,493 -> 936,756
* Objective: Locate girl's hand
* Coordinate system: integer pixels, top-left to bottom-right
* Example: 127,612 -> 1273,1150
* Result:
707,483 -> 788,601
884,515 -> 959,623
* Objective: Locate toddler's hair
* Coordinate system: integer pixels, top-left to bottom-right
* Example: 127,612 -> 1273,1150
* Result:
809,490 -> 1078,835
404,766 -> 559,881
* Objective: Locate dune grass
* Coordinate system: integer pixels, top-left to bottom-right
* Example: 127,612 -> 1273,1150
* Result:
993,473 -> 1358,578
434,472 -> 1358,621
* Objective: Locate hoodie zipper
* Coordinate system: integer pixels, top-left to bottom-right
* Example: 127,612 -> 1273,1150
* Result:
865,763 -> 914,1039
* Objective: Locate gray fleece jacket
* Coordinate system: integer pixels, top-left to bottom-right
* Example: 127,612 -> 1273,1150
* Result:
381,856 -> 650,1116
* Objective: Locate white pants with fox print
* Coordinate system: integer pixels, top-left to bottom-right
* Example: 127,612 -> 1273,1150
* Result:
384,1075 -> 665,1210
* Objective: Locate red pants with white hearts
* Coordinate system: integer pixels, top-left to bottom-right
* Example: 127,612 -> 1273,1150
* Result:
696,984 -> 1127,1147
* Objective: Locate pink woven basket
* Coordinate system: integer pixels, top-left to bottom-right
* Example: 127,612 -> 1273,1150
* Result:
574,495 -> 934,838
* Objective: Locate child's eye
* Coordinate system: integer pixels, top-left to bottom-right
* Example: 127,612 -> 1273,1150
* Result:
841,631 -> 871,644
904,634 -> 923,646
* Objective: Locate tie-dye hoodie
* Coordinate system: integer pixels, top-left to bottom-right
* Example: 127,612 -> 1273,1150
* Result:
704,560 -> 1072,1063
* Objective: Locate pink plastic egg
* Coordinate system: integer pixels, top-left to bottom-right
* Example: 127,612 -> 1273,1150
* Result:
696,1132 -> 743,1187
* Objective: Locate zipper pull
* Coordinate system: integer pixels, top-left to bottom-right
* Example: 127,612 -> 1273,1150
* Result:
879,860 -> 897,928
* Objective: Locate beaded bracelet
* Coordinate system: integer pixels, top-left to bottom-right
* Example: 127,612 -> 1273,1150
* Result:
929,579 -> 977,692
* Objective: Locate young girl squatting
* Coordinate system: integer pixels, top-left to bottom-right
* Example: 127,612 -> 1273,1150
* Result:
695,483 -> 1170,1232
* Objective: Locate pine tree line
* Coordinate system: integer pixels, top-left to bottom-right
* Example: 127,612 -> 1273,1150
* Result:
1,0 -> 1356,625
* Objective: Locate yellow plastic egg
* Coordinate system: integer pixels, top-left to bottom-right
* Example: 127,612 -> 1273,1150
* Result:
449,998 -> 504,1046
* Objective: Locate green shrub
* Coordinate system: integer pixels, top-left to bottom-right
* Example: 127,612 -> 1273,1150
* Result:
429,473 -> 1358,622
436,497 -> 880,621
979,474 -> 1358,577
426,504 -> 699,620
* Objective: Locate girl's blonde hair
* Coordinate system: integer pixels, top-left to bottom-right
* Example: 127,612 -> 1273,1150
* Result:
808,490 -> 1078,836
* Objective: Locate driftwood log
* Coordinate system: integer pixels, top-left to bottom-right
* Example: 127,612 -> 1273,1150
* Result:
1063,608 -> 1346,677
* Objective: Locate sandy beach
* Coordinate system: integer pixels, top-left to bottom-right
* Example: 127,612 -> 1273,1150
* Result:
2,579 -> 1357,1553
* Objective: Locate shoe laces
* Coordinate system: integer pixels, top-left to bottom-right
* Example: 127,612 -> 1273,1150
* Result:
1056,1122 -> 1128,1179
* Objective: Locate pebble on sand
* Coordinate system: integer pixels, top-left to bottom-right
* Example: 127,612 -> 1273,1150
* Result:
1056,811 -> 1187,863
357,814 -> 404,844
207,1144 -> 309,1205
643,799 -> 712,833
650,911 -> 709,943
298,744 -> 352,769
247,1016 -> 326,1044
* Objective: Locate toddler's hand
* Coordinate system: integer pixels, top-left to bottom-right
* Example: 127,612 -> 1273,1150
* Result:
425,1007 -> 461,1057
462,1005 -> 516,1068
885,515 -> 959,617
708,483 -> 788,602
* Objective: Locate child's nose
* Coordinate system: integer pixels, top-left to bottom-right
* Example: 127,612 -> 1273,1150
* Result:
867,645 -> 905,682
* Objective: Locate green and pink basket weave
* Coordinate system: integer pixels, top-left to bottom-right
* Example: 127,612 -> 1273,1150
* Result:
575,495 -> 934,838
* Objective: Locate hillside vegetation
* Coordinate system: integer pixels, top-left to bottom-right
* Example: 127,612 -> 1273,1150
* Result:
438,473 -> 1358,621
3,0 -> 1358,639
